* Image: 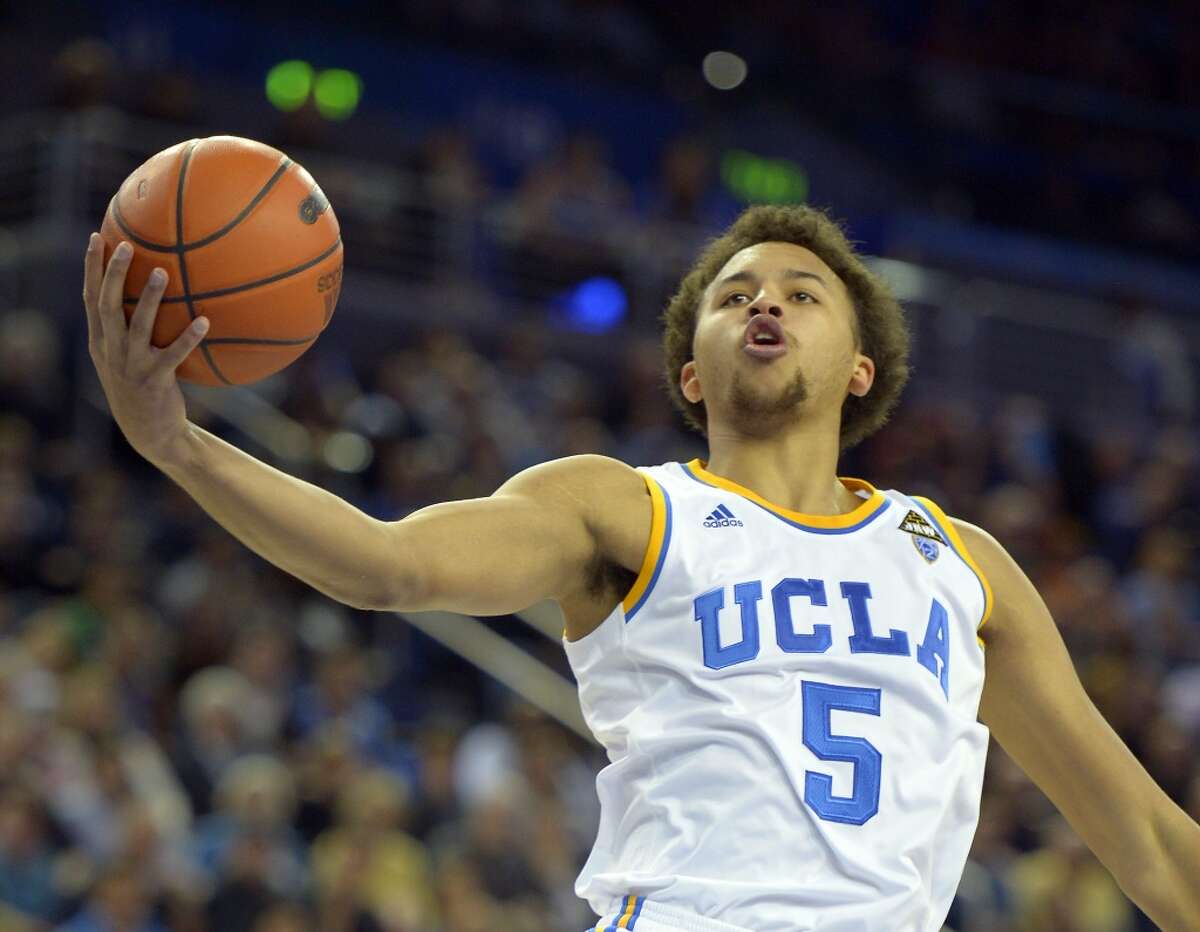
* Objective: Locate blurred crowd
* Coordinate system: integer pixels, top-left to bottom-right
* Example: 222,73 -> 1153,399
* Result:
286,0 -> 1200,262
3,242 -> 1200,932
12,0 -> 1199,268
0,4 -> 1197,931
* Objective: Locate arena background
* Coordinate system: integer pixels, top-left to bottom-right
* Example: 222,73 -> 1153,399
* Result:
2,2 -> 1199,930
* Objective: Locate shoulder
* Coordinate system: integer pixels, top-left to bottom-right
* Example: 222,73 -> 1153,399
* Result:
496,454 -> 647,508
497,454 -> 652,572
947,517 -> 1016,587
944,515 -> 1042,644
945,516 -> 1001,564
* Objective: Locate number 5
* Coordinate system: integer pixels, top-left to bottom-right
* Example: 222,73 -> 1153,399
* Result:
802,680 -> 882,825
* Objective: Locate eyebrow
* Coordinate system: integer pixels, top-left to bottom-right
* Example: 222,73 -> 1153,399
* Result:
713,268 -> 830,294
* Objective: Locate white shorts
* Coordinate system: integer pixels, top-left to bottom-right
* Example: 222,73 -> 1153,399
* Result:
587,897 -> 753,932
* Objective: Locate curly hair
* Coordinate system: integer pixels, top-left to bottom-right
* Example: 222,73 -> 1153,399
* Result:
660,204 -> 911,453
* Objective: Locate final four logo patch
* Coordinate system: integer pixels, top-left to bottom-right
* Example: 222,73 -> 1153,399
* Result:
898,509 -> 947,545
912,535 -> 940,563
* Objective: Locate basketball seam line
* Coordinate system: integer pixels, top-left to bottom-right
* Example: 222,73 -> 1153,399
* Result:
111,155 -> 294,254
121,237 -> 342,306
173,140 -> 231,385
184,158 -> 293,250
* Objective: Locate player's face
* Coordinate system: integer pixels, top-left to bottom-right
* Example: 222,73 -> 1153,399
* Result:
682,241 -> 872,436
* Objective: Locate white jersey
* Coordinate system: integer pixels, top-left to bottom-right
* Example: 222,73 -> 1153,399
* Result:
564,459 -> 994,932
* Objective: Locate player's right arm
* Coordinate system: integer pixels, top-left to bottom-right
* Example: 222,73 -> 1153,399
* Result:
84,234 -> 645,614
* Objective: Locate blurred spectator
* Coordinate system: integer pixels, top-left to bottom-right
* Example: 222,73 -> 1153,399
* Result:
229,623 -> 296,749
1006,816 -> 1134,932
56,859 -> 169,932
1111,298 -> 1197,428
0,781 -> 67,922
0,309 -> 64,430
291,644 -> 414,780
311,769 -> 438,928
1120,526 -> 1200,667
499,130 -> 635,300
191,755 -> 307,898
171,667 -> 259,815
638,134 -> 738,230
459,783 -> 544,905
407,721 -> 464,842
249,901 -> 314,932
49,38 -> 118,112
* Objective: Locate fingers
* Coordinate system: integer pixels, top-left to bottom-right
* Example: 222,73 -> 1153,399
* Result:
127,266 -> 168,355
152,315 -> 209,376
98,240 -> 134,357
84,236 -> 206,381
82,233 -> 104,353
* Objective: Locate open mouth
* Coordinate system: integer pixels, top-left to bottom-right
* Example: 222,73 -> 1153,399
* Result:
743,316 -> 787,358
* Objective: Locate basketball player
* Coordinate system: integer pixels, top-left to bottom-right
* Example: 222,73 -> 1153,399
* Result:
82,206 -> 1200,932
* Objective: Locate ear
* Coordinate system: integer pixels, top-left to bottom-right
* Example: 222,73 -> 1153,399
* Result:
847,353 -> 875,398
681,360 -> 703,404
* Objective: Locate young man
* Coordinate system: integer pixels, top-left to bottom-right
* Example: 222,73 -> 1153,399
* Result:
83,205 -> 1199,932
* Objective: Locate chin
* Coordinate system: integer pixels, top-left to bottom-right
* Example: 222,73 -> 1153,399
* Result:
727,371 -> 809,421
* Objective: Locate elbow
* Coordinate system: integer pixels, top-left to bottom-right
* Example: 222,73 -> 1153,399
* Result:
347,520 -> 424,613
1127,872 -> 1200,932
309,572 -> 394,612
336,582 -> 395,613
1133,811 -> 1200,931
1117,810 -> 1200,932
332,573 -> 416,613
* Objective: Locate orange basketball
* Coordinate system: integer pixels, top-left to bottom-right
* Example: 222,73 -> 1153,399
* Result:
100,136 -> 343,386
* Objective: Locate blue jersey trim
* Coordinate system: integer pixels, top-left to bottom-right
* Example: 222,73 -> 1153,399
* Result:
598,895 -> 644,931
911,499 -> 988,629
628,896 -> 644,928
680,462 -> 890,534
626,482 -> 672,622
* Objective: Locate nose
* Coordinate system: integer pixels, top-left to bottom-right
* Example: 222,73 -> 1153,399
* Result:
747,295 -> 783,318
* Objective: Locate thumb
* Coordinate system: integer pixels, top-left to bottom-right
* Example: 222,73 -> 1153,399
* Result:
153,317 -> 210,376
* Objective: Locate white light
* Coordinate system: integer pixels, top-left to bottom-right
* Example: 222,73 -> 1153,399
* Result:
702,51 -> 748,91
323,430 -> 374,473
865,257 -> 946,304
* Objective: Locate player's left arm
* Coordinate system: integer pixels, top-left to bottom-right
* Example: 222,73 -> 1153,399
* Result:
953,518 -> 1200,932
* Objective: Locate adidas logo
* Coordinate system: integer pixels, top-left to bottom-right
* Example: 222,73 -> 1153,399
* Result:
703,504 -> 743,528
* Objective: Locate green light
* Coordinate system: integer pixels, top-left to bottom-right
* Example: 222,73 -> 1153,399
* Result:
313,69 -> 362,121
744,159 -> 767,198
720,149 -> 808,204
265,60 -> 314,112
777,161 -> 809,203
721,149 -> 751,194
765,165 -> 790,201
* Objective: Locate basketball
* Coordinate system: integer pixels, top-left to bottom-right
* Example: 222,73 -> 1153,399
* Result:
99,136 -> 343,386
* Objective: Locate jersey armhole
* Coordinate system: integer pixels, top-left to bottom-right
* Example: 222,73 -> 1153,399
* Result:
911,495 -> 994,648
620,471 -> 673,622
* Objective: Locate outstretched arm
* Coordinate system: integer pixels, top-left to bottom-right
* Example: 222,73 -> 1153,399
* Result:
160,434 -> 637,613
956,518 -> 1200,931
84,234 -> 646,614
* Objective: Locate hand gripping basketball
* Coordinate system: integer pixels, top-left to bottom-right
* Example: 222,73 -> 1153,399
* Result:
83,233 -> 209,468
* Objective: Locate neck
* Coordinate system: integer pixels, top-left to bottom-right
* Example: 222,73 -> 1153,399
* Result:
704,417 -> 857,516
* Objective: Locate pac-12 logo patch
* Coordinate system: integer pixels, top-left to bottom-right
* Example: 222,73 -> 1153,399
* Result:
898,508 -> 947,545
912,535 -> 940,563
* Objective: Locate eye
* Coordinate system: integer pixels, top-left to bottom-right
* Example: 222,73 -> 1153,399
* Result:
720,291 -> 815,305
